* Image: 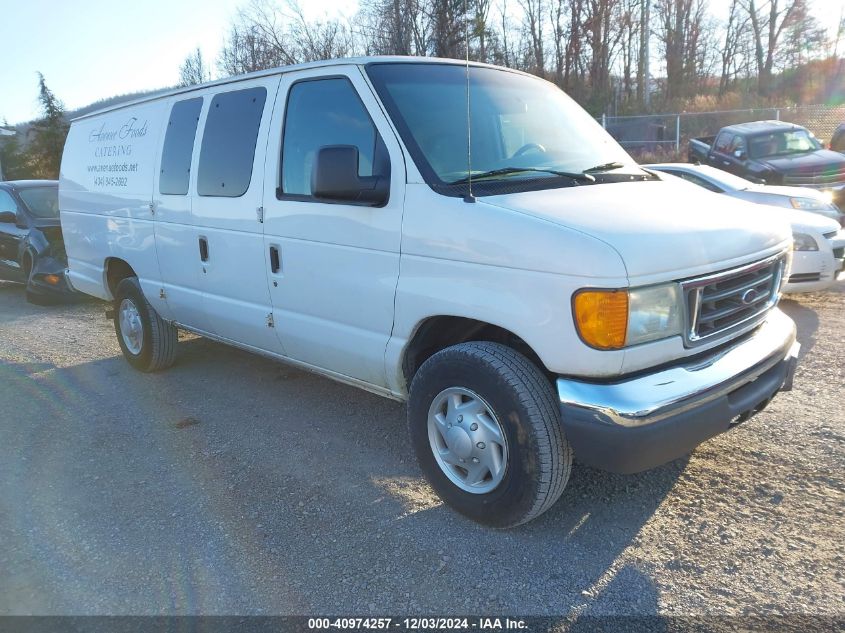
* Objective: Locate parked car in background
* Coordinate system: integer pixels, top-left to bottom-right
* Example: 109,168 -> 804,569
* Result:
0,180 -> 74,303
649,165 -> 845,293
647,162 -> 844,226
688,121 -> 845,206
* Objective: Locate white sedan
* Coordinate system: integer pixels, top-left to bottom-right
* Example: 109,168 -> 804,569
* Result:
649,165 -> 845,293
647,162 -> 844,226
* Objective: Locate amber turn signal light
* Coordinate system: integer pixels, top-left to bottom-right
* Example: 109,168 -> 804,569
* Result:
44,274 -> 61,286
573,289 -> 629,350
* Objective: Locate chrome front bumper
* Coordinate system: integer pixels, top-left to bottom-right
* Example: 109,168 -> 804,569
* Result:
557,309 -> 798,473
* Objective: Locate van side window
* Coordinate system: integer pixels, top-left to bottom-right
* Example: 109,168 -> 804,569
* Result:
281,78 -> 384,197
197,87 -> 267,197
159,97 -> 203,195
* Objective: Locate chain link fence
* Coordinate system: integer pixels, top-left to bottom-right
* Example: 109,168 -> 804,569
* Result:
602,105 -> 845,162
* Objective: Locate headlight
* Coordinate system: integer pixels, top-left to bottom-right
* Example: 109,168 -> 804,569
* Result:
627,284 -> 684,345
792,232 -> 819,251
573,283 -> 683,350
790,197 -> 831,211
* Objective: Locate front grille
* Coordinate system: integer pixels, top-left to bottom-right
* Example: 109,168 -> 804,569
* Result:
834,247 -> 844,259
783,171 -> 845,187
681,254 -> 785,347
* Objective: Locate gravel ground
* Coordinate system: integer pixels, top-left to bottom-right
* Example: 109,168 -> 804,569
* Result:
0,279 -> 843,618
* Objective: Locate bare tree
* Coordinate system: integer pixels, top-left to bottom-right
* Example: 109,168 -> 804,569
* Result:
428,0 -> 467,58
357,0 -> 429,55
719,0 -> 751,96
178,48 -> 211,86
655,0 -> 714,100
636,0 -> 650,106
218,0 -> 354,77
583,0 -> 625,108
743,0 -> 799,95
518,0 -> 546,75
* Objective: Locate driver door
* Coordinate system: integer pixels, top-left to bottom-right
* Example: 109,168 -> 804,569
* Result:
261,66 -> 405,387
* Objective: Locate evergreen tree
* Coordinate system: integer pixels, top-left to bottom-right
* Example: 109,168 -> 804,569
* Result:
28,73 -> 69,179
0,131 -> 27,181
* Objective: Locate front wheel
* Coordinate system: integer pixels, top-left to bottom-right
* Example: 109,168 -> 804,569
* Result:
408,341 -> 572,527
113,277 -> 177,372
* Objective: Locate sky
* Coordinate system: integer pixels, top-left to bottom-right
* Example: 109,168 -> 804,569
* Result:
0,0 -> 358,124
1,0 -> 842,125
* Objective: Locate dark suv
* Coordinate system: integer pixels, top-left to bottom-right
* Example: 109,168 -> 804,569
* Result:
0,180 -> 74,302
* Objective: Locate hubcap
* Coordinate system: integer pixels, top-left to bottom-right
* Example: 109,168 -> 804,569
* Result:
427,387 -> 508,494
118,298 -> 144,355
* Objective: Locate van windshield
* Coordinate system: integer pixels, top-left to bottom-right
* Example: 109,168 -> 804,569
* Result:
366,63 -> 644,196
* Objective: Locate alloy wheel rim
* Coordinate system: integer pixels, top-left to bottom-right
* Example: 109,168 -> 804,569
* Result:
427,387 -> 509,494
119,298 -> 144,355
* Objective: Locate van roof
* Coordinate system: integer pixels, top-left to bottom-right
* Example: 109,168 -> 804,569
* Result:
72,56 -> 526,122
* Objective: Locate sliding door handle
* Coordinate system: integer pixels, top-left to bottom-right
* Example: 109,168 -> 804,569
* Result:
269,245 -> 281,273
199,236 -> 209,262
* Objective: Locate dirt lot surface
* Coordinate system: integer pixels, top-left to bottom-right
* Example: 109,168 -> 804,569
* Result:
0,280 -> 843,619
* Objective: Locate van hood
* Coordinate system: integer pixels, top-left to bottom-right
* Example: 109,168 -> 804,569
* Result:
481,179 -> 790,279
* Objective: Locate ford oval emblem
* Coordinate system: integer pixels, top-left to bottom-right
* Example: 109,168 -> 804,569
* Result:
741,288 -> 759,305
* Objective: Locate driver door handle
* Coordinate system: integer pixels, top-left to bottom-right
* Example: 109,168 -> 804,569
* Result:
198,236 -> 209,262
269,245 -> 281,273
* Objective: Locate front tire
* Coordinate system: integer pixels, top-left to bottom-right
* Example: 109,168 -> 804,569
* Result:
113,277 -> 177,372
408,341 -> 572,528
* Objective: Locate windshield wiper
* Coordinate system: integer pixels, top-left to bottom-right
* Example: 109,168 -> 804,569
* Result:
448,167 -> 595,185
583,161 -> 627,173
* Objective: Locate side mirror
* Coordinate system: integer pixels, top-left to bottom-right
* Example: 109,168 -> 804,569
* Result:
0,211 -> 17,224
734,149 -> 746,160
312,145 -> 389,206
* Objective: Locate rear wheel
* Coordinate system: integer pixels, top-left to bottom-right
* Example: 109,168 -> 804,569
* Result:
113,277 -> 177,372
408,341 -> 572,528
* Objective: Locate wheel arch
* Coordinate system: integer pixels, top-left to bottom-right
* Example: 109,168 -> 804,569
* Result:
104,257 -> 138,299
401,315 -> 551,389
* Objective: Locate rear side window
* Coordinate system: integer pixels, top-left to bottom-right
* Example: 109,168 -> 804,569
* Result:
281,78 -> 379,197
676,172 -> 722,193
713,132 -> 733,154
197,87 -> 267,197
159,97 -> 202,195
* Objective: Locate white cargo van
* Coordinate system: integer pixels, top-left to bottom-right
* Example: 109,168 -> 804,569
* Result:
60,57 -> 799,527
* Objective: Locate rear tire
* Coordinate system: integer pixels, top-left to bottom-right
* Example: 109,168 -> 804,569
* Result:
408,341 -> 572,528
113,277 -> 177,372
